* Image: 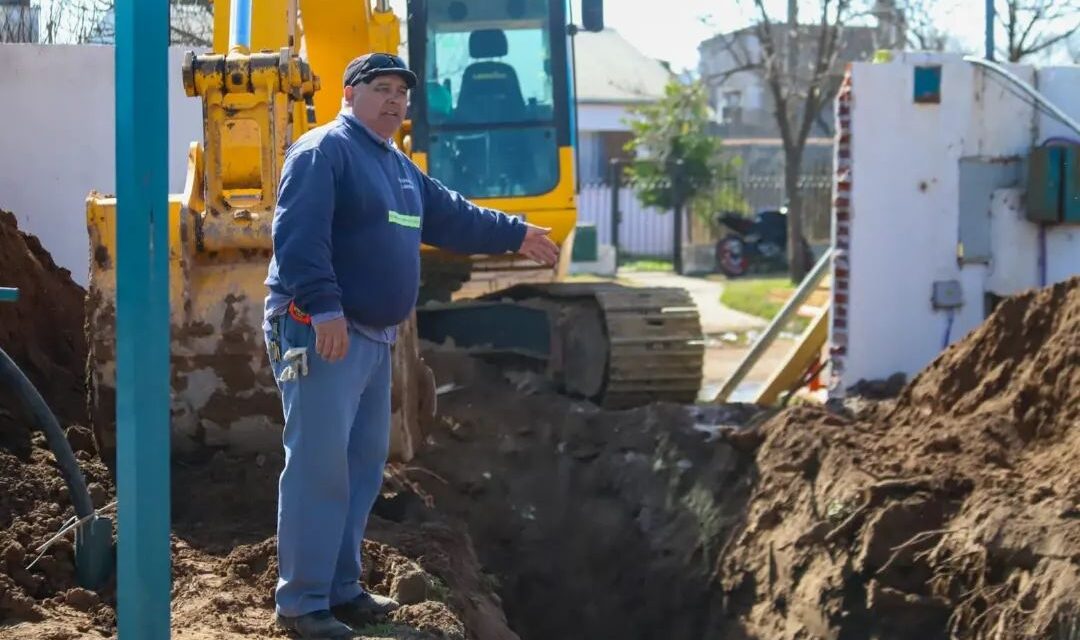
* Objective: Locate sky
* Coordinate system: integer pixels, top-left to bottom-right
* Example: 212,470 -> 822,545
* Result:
592,0 -> 992,74
39,0 -> 1071,69
381,0 -> 988,74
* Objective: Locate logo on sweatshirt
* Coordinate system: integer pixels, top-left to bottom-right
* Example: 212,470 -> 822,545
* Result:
399,178 -> 415,191
388,210 -> 421,229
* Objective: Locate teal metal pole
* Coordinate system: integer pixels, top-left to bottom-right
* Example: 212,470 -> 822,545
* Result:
985,0 -> 995,61
114,0 -> 171,638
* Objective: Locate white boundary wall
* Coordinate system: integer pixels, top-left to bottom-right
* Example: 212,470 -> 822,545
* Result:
831,52 -> 1080,393
0,44 -> 203,286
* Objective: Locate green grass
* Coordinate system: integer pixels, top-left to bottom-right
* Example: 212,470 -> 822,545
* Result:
720,276 -> 810,332
619,259 -> 673,272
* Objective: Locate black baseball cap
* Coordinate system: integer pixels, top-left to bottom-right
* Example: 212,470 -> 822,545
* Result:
343,53 -> 417,89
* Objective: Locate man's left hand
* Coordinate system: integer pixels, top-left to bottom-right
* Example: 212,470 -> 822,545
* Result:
519,224 -> 559,266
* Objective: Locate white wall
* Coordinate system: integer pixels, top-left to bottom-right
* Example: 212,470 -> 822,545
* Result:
0,44 -> 203,286
577,103 -> 634,132
832,52 -> 1080,392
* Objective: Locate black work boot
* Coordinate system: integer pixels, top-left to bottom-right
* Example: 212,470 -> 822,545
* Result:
275,609 -> 356,638
331,592 -> 400,627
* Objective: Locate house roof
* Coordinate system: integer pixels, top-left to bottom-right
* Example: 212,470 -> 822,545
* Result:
572,28 -> 673,104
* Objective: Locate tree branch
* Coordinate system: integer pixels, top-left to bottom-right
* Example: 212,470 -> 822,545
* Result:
170,24 -> 212,46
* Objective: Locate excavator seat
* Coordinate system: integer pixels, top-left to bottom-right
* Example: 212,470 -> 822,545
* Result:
455,29 -> 527,123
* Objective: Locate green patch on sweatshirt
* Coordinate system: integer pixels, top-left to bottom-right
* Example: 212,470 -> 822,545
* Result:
388,210 -> 421,229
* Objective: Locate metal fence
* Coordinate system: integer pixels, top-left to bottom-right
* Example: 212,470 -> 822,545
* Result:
576,166 -> 834,262
729,166 -> 834,244
577,182 -> 675,260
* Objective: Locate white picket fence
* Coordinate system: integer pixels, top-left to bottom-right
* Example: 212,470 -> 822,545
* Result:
576,182 -> 675,260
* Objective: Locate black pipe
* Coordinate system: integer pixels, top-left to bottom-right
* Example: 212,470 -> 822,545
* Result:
0,345 -> 95,519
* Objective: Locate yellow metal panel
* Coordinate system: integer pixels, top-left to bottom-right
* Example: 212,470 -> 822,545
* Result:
250,0 -> 290,51
299,0 -> 373,125
213,0 -> 291,53
753,305 -> 830,405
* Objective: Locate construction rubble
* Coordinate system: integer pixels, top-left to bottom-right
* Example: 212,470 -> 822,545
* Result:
1,209 -> 1078,638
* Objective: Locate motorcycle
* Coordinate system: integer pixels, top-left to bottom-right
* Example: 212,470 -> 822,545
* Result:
713,209 -> 791,277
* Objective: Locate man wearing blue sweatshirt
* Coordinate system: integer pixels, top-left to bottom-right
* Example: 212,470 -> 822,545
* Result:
263,53 -> 558,638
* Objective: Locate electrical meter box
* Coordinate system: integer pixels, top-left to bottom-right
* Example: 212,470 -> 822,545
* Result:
571,223 -> 598,262
1027,143 -> 1080,224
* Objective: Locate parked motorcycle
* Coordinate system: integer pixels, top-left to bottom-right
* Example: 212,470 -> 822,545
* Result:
714,209 -> 791,277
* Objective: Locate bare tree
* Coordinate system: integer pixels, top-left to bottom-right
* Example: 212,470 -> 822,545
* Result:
41,0 -> 212,46
707,0 -> 854,281
998,0 -> 1080,62
896,0 -> 953,51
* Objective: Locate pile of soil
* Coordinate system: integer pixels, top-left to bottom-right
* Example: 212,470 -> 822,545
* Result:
0,212 -> 513,639
408,277 -> 1079,640
718,276 -> 1080,639
0,209 -> 87,434
2,445 -> 517,639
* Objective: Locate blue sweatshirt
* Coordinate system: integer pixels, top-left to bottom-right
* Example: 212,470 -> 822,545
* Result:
264,112 -> 527,329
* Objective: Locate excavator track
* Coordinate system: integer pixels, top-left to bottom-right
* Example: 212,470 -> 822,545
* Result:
419,282 -> 706,408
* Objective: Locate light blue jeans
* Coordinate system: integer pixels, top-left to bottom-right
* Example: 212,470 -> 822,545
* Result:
265,313 -> 391,617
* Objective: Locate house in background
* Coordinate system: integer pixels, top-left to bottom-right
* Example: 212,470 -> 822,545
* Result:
568,28 -> 694,265
571,28 -> 672,185
698,2 -> 904,140
695,9 -> 903,247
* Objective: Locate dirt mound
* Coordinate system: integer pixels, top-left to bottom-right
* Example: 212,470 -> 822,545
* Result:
3,447 -> 519,639
0,209 -> 88,437
0,216 -> 513,639
0,430 -> 114,630
720,277 -> 1080,639
900,276 -> 1079,440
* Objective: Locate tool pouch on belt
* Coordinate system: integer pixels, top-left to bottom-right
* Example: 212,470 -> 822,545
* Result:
269,302 -> 312,382
288,301 -> 312,325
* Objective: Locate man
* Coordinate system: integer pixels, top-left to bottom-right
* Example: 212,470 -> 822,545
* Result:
263,52 -> 558,638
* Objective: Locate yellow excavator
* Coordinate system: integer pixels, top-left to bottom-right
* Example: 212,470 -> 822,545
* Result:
85,0 -> 704,465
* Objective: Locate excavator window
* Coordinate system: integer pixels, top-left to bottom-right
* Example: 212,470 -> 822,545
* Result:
419,0 -> 559,198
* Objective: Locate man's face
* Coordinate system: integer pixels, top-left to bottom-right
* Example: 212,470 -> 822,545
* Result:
345,75 -> 409,139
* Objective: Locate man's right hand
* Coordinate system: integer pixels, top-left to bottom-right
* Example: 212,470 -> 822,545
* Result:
314,316 -> 349,362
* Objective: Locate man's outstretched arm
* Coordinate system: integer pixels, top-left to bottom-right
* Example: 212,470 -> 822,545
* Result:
418,172 -> 559,265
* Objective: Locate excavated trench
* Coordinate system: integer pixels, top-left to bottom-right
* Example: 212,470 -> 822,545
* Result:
404,350 -> 765,640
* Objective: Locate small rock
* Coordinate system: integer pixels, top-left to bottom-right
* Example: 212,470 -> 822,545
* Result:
255,454 -> 266,468
3,542 -> 27,568
65,425 -> 96,454
87,483 -> 108,508
51,539 -> 74,562
65,587 -> 101,611
231,562 -> 252,578
12,568 -> 43,593
391,568 -> 430,605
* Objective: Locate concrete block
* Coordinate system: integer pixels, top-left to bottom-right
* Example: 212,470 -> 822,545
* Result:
569,244 -> 617,277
